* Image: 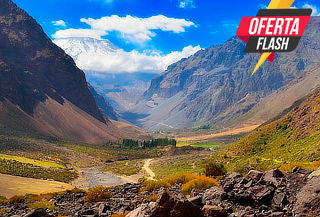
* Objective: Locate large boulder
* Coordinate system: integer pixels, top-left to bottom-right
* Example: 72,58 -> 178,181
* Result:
202,187 -> 226,206
202,205 -> 227,217
261,169 -> 284,186
308,169 -> 320,179
293,176 -> 320,217
246,170 -> 263,182
25,208 -> 53,217
248,185 -> 275,203
126,189 -> 204,217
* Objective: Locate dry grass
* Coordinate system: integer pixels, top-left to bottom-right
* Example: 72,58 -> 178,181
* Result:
0,174 -> 73,198
143,173 -> 218,195
110,212 -> 130,217
164,173 -> 199,185
0,208 -> 10,215
181,176 -> 219,195
26,192 -> 60,202
146,194 -> 158,202
28,200 -> 58,210
279,161 -> 320,173
84,186 -> 114,203
144,180 -> 170,192
8,195 -> 24,204
176,125 -> 260,142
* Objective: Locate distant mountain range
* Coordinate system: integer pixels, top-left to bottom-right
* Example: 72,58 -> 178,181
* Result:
129,17 -> 320,131
54,37 -> 157,114
0,0 -> 148,143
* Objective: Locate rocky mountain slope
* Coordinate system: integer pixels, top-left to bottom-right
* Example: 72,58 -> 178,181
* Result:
0,0 -> 128,143
134,17 -> 320,131
88,84 -> 119,121
212,87 -> 320,173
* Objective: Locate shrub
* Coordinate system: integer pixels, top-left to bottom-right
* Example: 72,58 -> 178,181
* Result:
146,194 -> 158,202
9,195 -> 25,204
84,186 -> 114,202
110,212 -> 130,217
143,180 -> 170,192
68,188 -> 85,194
0,196 -> 6,200
27,193 -> 57,202
138,176 -> 148,185
164,173 -> 199,185
311,160 -> 320,169
204,161 -> 227,176
0,199 -> 9,205
181,176 -> 219,195
278,160 -> 320,173
143,173 -> 215,192
0,208 -> 10,215
28,201 -> 58,210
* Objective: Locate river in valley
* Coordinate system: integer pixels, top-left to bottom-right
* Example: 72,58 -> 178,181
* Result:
72,167 -> 127,189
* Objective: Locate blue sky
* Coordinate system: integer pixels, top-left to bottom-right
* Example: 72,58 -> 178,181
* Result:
12,0 -> 320,75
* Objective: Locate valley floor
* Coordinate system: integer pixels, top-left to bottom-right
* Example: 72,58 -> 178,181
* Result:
0,174 -> 73,198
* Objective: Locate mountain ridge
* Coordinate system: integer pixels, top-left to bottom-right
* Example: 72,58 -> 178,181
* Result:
0,0 -> 135,143
135,17 -> 320,131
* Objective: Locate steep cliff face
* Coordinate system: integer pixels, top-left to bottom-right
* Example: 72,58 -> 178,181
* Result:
138,17 -> 320,131
0,0 -> 106,123
0,0 -> 127,143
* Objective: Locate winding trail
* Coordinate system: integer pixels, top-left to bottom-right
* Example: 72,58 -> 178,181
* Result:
143,159 -> 156,180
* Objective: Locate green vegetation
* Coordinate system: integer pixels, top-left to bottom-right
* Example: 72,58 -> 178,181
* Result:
0,153 -> 65,169
102,159 -> 144,176
64,143 -> 164,162
189,142 -> 222,148
122,138 -> 177,148
0,159 -> 77,182
209,96 -> 320,174
150,154 -> 209,179
143,173 -> 218,195
204,161 -> 227,176
28,200 -> 58,210
176,141 -> 223,149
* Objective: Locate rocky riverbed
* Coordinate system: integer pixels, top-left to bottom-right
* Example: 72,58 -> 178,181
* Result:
1,167 -> 319,217
71,167 -> 127,189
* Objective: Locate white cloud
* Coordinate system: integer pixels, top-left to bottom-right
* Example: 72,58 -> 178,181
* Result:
179,0 -> 196,9
52,20 -> 67,27
53,29 -> 106,40
52,15 -> 196,43
303,3 -> 320,16
76,45 -> 201,75
54,38 -> 201,75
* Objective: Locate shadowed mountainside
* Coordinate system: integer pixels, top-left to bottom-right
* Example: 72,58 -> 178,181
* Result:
0,0 -> 138,143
